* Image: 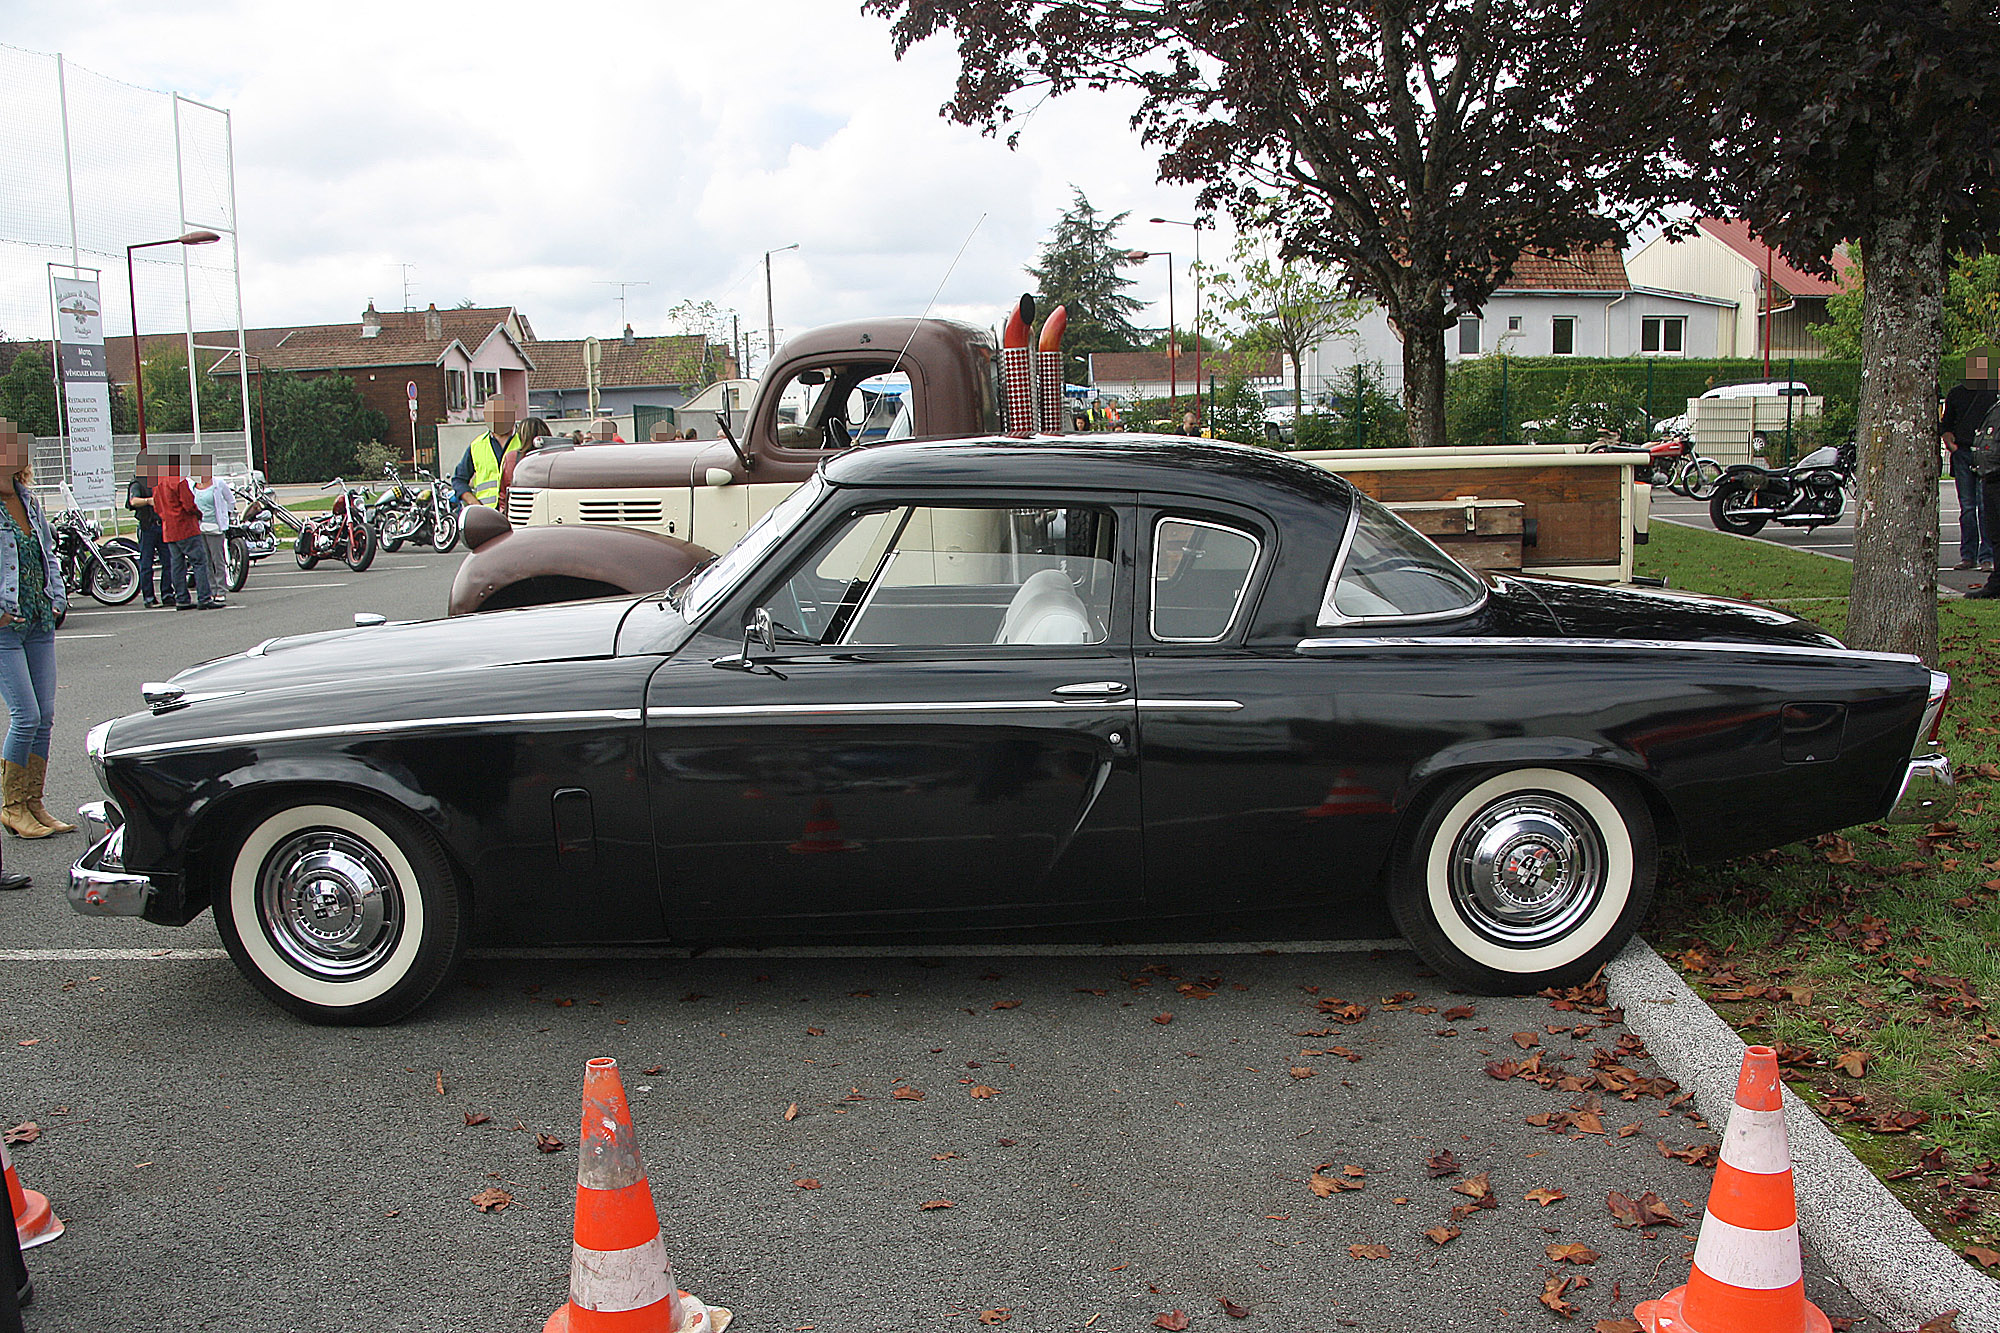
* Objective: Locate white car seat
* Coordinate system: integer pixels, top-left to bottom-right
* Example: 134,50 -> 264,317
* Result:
994,568 -> 1092,644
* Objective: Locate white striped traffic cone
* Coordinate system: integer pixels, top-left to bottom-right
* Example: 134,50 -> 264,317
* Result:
545,1058 -> 729,1333
1,1137 -> 60,1251
1635,1045 -> 1830,1333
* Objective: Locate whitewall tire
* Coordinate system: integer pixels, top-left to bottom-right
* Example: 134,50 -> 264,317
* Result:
1389,767 -> 1655,994
214,799 -> 465,1025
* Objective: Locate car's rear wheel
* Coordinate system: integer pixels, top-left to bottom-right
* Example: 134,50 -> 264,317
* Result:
213,797 -> 466,1025
1389,767 -> 1654,994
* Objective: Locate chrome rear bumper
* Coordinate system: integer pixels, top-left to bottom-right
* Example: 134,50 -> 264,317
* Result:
68,801 -> 155,917
1887,754 -> 1956,825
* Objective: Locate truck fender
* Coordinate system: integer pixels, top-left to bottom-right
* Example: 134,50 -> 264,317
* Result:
448,524 -> 717,616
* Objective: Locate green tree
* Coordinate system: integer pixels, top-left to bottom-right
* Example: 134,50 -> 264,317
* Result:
1026,187 -> 1147,384
660,300 -> 738,388
0,347 -> 60,437
1814,252 -> 2000,359
139,345 -> 242,434
871,0 -> 1656,448
1204,234 -> 1363,417
1582,0 -> 2000,664
258,370 -> 389,483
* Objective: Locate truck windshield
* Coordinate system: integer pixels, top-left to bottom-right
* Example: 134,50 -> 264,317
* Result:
677,475 -> 827,624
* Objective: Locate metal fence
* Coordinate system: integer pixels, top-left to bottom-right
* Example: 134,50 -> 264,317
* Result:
29,429 -> 251,516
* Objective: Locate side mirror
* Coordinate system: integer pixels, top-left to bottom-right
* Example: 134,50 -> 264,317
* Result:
749,606 -> 775,656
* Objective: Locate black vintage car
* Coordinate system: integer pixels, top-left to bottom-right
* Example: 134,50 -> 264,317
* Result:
72,438 -> 1954,1024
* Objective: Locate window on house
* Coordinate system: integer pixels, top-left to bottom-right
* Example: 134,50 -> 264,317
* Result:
1642,316 -> 1686,355
1551,317 -> 1576,356
473,370 -> 500,405
1457,316 -> 1482,356
1507,316 -> 1522,332
445,369 -> 467,413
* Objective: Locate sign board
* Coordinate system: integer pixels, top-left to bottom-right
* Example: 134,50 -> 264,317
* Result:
48,269 -> 115,509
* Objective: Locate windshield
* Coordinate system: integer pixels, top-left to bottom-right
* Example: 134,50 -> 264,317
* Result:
1321,493 -> 1486,624
677,474 -> 827,624
1261,388 -> 1295,409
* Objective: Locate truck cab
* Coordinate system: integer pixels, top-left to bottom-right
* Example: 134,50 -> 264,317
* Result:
450,317 -> 1002,615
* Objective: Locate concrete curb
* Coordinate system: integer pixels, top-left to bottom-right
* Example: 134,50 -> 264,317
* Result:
1608,937 -> 2000,1333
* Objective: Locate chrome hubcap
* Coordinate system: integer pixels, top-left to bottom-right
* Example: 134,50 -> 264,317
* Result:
1448,793 -> 1604,947
258,831 -> 401,978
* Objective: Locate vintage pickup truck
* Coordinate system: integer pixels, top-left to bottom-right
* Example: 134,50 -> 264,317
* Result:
449,309 -> 1650,614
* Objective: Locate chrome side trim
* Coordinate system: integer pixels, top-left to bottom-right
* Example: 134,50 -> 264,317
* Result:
1151,515 -> 1262,643
644,698 -> 1243,721
245,637 -> 279,657
104,708 -> 645,759
1294,635 -> 1924,665
1316,500 -> 1492,628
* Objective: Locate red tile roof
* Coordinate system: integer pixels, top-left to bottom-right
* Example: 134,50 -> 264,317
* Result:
1497,244 -> 1631,292
527,335 -> 731,391
261,305 -> 525,372
1695,219 -> 1855,298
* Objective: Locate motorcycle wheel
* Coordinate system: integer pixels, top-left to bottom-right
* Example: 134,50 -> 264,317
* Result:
1685,458 -> 1725,501
227,536 -> 250,592
344,516 -> 377,572
296,531 -> 320,570
433,508 -> 460,553
88,552 -> 141,605
1709,482 -> 1768,536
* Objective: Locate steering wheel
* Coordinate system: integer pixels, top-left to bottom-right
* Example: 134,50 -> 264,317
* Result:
822,414 -> 853,450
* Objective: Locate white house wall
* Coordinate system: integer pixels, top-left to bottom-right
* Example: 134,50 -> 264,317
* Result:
1627,233 -> 1761,358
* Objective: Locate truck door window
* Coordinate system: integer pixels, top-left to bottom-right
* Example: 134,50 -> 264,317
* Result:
773,362 -> 913,451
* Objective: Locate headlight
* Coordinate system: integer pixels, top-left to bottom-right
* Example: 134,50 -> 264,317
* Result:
86,719 -> 113,771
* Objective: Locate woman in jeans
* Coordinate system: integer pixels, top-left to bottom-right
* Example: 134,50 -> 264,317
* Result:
0,418 -> 72,847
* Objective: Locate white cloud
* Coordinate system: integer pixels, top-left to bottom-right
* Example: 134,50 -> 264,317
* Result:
0,0 -> 1222,354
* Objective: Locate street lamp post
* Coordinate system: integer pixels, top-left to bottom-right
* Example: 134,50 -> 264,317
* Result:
764,243 -> 800,373
1150,217 -> 1204,427
126,230 -> 221,450
1124,250 -> 1177,407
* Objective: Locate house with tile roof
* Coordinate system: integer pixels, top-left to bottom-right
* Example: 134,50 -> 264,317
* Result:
1087,347 -> 1283,402
1626,218 -> 1855,359
526,326 -> 736,419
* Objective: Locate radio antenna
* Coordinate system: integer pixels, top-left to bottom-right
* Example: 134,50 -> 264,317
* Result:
891,213 -> 986,376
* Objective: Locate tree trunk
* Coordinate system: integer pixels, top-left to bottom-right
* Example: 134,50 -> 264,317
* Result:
1847,211 -> 1943,665
1401,315 -> 1449,448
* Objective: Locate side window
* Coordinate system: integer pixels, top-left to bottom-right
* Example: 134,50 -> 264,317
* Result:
772,361 -> 914,451
760,503 -> 1116,648
1151,517 -> 1259,642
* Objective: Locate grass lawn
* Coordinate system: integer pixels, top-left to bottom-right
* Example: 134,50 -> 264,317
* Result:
1635,521 -> 2000,1269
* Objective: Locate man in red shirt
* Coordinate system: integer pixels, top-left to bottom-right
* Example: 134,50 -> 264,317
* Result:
153,455 -> 216,610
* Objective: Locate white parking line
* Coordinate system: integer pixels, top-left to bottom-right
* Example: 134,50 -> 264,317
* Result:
248,582 -> 349,590
0,939 -> 1410,964
54,633 -> 117,639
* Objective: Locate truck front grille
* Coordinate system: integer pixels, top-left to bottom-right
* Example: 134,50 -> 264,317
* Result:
578,498 -> 667,526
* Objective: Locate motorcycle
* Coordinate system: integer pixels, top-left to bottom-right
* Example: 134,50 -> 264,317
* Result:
293,477 -> 378,572
51,509 -> 140,606
375,465 -> 460,553
1588,434 -> 1726,499
1708,441 -> 1859,536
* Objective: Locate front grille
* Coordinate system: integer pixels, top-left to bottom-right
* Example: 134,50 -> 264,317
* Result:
507,488 -> 539,525
578,498 -> 666,526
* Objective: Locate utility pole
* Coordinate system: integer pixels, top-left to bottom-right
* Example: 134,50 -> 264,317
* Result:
595,280 -> 650,328
764,244 -> 799,373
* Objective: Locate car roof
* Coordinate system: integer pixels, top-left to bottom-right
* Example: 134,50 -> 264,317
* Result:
819,434 -> 1360,510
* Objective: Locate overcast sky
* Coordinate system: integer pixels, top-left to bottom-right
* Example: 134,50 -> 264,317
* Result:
0,0 -> 1220,360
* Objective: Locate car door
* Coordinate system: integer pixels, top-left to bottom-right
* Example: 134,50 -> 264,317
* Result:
644,491 -> 1143,937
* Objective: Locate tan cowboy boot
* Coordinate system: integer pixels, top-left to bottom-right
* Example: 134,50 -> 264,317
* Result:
24,755 -> 74,833
1,760 -> 54,838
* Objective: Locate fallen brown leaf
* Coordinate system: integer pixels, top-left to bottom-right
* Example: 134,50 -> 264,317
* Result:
1425,1225 -> 1462,1245
1834,1050 -> 1871,1077
469,1187 -> 513,1212
1525,1187 -> 1567,1206
1426,1148 -> 1462,1177
1513,1031 -> 1541,1049
969,1085 -> 1001,1099
794,1178 -> 822,1190
1966,1245 -> 2000,1267
979,1310 -> 1012,1326
1348,1242 -> 1390,1260
4,1123 -> 38,1145
893,1087 -> 925,1101
1915,1314 -> 1963,1333
1152,1313 -> 1190,1331
1540,1274 -> 1581,1319
784,1103 -> 800,1122
1290,1066 -> 1316,1079
992,1000 -> 1022,1010
920,1199 -> 954,1210
1594,1321 -> 1643,1333
435,1071 -> 446,1096
1218,1297 -> 1251,1318
1547,1243 -> 1600,1264
1450,1172 -> 1492,1199
1153,1013 -> 1174,1024
463,1111 -> 491,1127
536,1133 -> 564,1153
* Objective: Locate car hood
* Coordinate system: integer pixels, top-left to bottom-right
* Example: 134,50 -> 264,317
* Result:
1508,575 -> 1845,649
165,595 -> 636,697
512,439 -> 740,490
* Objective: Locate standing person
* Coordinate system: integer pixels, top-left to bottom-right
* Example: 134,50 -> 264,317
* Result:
0,418 -> 72,842
497,416 -> 551,514
1941,348 -> 1999,574
451,394 -> 521,509
126,443 -> 165,608
154,453 -> 216,611
193,454 -> 235,605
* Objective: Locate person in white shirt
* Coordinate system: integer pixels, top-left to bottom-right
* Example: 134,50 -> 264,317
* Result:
191,455 -> 235,607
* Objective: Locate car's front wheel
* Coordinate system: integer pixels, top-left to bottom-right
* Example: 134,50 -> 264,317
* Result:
1389,767 -> 1655,994
213,798 -> 466,1025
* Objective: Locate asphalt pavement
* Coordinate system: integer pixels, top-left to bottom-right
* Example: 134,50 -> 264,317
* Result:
2,548 -> 1893,1331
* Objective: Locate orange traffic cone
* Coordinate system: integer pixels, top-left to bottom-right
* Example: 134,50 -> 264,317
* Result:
1635,1046 -> 1830,1333
787,798 -> 859,855
2,1137 -> 60,1250
545,1058 -> 730,1333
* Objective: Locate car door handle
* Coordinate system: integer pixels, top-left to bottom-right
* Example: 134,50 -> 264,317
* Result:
1052,681 -> 1130,699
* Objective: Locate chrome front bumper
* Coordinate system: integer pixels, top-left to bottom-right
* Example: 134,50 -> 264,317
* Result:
68,801 -> 155,917
1888,753 -> 1956,825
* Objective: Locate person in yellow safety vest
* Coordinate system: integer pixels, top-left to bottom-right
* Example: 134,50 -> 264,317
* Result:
451,393 -> 522,508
